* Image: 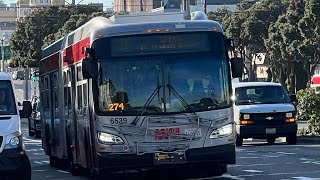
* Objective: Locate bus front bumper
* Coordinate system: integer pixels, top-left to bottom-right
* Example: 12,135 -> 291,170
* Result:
96,143 -> 235,171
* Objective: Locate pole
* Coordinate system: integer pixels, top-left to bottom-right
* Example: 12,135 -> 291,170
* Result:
72,0 -> 75,5
204,0 -> 207,14
123,0 -> 127,14
1,39 -> 4,72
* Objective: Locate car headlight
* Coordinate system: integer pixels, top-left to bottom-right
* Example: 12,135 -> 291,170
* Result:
4,131 -> 23,149
98,132 -> 124,145
209,124 -> 234,139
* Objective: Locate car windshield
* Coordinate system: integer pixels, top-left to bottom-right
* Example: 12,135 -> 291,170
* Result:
94,53 -> 230,115
235,85 -> 290,105
0,81 -> 17,115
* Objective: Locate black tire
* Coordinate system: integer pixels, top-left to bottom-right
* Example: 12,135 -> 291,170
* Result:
35,130 -> 41,138
28,119 -> 34,137
236,135 -> 243,146
287,134 -> 297,145
267,137 -> 276,145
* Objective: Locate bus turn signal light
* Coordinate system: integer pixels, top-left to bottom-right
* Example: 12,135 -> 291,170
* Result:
240,120 -> 254,125
285,118 -> 295,123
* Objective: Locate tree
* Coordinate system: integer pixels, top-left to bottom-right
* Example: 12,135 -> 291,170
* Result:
10,5 -> 103,67
298,0 -> 320,79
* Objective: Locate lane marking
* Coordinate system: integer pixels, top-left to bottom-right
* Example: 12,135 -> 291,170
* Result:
234,162 -> 294,167
239,171 -> 320,177
57,170 -> 70,174
292,177 -> 320,180
243,170 -> 264,173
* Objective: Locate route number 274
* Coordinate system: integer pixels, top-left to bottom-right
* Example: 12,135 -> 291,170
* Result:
108,103 -> 125,111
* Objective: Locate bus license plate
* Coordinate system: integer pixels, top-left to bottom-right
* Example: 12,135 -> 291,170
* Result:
154,152 -> 185,165
266,128 -> 276,134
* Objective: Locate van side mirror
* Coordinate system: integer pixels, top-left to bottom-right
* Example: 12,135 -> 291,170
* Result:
82,58 -> 99,79
230,57 -> 244,78
20,101 -> 32,118
289,94 -> 297,103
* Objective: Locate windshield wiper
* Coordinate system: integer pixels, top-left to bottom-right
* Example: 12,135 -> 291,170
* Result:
131,85 -> 162,125
166,84 -> 196,114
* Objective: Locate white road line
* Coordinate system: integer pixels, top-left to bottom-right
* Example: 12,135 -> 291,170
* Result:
292,177 -> 320,180
234,162 -> 294,167
33,161 -> 43,164
42,160 -> 49,164
57,170 -> 70,174
17,89 -> 23,92
187,174 -> 243,180
33,169 -> 47,172
275,152 -> 296,155
243,170 -> 264,173
239,171 -> 320,177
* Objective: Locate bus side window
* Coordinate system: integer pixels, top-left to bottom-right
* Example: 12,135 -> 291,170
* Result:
83,83 -> 88,115
77,85 -> 82,115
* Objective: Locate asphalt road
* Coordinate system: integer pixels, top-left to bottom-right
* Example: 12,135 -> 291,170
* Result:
21,121 -> 320,180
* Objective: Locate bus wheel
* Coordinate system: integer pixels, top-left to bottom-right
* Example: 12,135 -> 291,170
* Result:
71,162 -> 81,176
214,164 -> 227,176
49,156 -> 57,168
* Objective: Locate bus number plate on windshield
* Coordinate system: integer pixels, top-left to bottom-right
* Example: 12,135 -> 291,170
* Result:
109,118 -> 127,125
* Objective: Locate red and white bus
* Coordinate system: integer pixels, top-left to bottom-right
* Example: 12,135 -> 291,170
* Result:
39,12 -> 243,178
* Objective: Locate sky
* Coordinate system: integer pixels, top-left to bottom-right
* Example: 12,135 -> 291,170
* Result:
2,0 -> 113,8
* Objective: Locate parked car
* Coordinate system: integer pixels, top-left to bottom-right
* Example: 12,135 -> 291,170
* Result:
28,96 -> 41,138
233,82 -> 297,146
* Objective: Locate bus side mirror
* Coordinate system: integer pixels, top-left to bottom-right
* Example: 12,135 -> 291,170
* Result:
20,101 -> 32,118
82,58 -> 99,79
231,57 -> 244,78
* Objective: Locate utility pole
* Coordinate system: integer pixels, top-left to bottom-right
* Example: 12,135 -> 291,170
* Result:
72,0 -> 76,5
123,0 -> 127,14
1,39 -> 4,72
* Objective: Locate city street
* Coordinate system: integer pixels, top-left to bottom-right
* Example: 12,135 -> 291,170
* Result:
21,122 -> 320,180
14,80 -> 320,180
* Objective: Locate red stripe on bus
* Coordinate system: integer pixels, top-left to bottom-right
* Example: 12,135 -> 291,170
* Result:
39,37 -> 90,75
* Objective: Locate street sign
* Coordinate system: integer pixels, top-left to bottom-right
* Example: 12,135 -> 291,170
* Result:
257,65 -> 269,79
0,46 -> 11,60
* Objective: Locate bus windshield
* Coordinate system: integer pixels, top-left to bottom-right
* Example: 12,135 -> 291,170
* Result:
0,80 -> 17,115
95,53 -> 230,115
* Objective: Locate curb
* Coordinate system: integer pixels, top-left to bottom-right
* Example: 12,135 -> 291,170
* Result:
297,136 -> 320,144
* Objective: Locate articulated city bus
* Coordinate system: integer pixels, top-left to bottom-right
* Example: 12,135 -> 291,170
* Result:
39,12 -> 243,178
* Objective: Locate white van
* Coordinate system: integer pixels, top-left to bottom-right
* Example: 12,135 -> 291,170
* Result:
233,82 -> 297,146
0,72 -> 32,179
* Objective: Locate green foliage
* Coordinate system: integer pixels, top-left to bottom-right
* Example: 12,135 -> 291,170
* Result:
297,88 -> 320,135
10,5 -> 103,67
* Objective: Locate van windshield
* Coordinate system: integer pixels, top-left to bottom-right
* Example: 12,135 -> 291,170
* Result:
235,85 -> 290,105
0,81 -> 17,115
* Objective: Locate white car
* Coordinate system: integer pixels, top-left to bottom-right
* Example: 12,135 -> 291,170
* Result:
233,82 -> 297,146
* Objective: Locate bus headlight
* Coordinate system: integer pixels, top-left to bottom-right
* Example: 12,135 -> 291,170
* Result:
209,124 -> 233,139
4,131 -> 22,149
98,132 -> 124,144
